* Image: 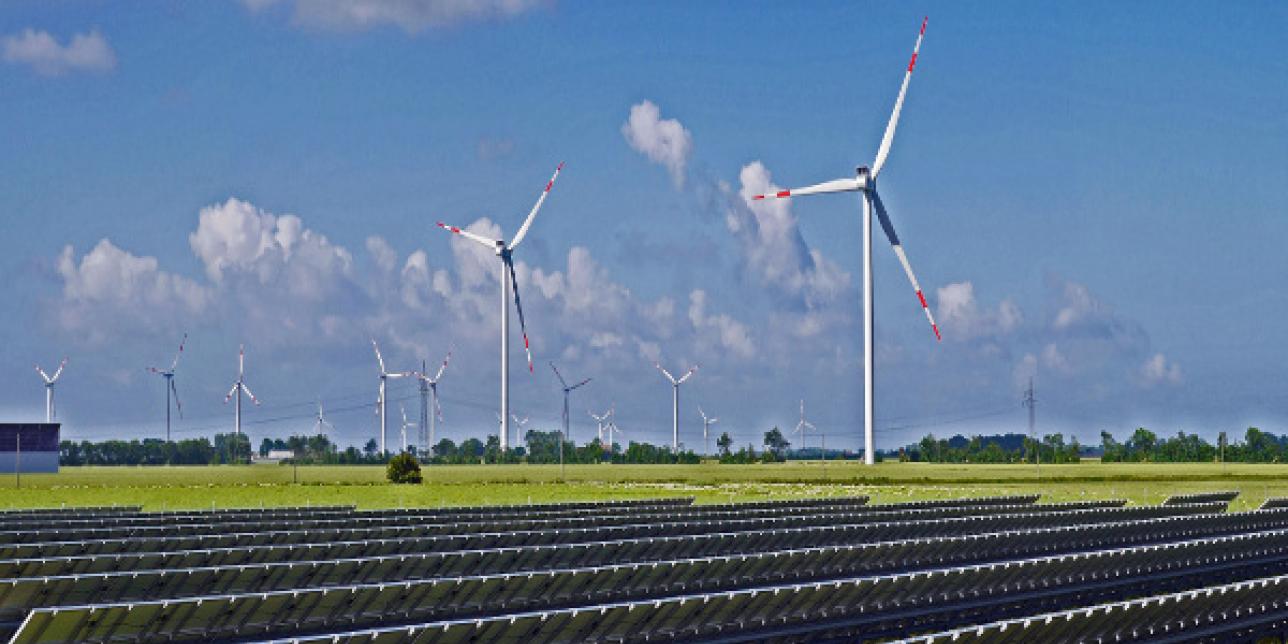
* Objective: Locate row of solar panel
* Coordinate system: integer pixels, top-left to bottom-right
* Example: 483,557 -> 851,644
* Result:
0,503 -> 1241,636
16,509 -> 1288,643
1162,490 -> 1239,506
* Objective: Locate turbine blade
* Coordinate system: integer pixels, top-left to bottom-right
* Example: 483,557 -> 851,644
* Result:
872,16 -> 928,179
677,365 -> 699,384
437,222 -> 501,250
238,345 -> 245,378
871,190 -> 941,341
170,379 -> 183,418
241,382 -> 260,405
434,391 -> 444,423
506,258 -> 535,373
225,384 -> 238,403
509,162 -> 564,250
750,177 -> 862,201
549,361 -> 568,388
51,357 -> 68,382
654,362 -> 676,384
170,333 -> 188,372
433,351 -> 452,382
34,365 -> 50,382
371,339 -> 387,374
570,377 -> 592,391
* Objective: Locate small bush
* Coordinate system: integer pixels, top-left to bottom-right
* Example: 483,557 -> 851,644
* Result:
386,452 -> 423,484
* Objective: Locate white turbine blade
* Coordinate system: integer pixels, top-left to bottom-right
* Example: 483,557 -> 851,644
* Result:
433,351 -> 452,382
170,333 -> 187,372
434,392 -> 444,423
654,362 -> 676,384
698,406 -> 706,421
170,379 -> 183,418
549,361 -> 568,388
872,16 -> 928,179
436,222 -> 501,250
238,345 -> 245,378
803,420 -> 817,431
50,357 -> 68,382
509,162 -> 564,250
750,177 -> 862,201
386,371 -> 413,380
569,377 -> 592,391
371,339 -> 387,374
710,418 -> 718,424
506,258 -> 535,373
34,365 -> 50,383
241,382 -> 260,405
224,383 -> 238,403
677,365 -> 699,384
871,190 -> 941,341
400,404 -> 408,426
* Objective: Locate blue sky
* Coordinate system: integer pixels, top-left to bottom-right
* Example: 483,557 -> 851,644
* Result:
2,1 -> 1286,452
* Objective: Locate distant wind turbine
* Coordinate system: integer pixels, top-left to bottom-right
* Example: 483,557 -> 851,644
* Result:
699,406 -> 718,459
414,351 -> 451,453
398,404 -> 416,454
33,357 -> 68,423
437,162 -> 565,452
371,339 -> 413,455
147,333 -> 186,442
550,361 -> 591,454
313,402 -> 336,436
793,399 -> 817,456
655,361 -> 698,454
751,17 -> 941,464
223,345 -> 260,444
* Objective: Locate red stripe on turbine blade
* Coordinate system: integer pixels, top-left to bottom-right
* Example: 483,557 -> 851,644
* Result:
916,290 -> 928,308
921,16 -> 928,35
932,324 -> 942,342
776,190 -> 791,198
557,162 -> 565,171
752,195 -> 766,200
908,52 -> 918,72
545,181 -> 553,191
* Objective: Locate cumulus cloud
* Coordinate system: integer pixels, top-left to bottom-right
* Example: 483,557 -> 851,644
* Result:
935,281 -> 1022,342
622,100 -> 693,188
1140,353 -> 1183,386
688,289 -> 754,359
366,236 -> 397,273
2,28 -> 116,76
244,0 -> 548,33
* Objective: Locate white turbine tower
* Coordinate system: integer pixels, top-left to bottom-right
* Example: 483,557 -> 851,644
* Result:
655,362 -> 698,454
550,361 -> 591,450
415,351 -> 451,454
793,399 -> 817,457
699,406 -> 718,459
398,404 -> 416,454
223,345 -> 260,447
437,162 -> 564,452
146,333 -> 186,442
33,357 -> 68,423
751,17 -> 940,465
371,339 -> 413,456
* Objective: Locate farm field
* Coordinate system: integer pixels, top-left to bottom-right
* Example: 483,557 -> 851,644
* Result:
1,461 -> 1286,511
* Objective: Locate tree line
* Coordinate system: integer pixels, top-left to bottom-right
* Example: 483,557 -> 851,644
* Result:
903,427 -> 1288,464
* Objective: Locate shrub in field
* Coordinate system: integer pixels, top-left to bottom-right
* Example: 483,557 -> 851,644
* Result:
386,452 -> 423,484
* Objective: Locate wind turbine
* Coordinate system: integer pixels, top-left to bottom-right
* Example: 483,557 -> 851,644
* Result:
414,351 -> 451,454
589,406 -> 612,447
313,401 -> 336,436
550,361 -> 591,451
655,362 -> 698,454
436,162 -> 565,452
699,406 -> 718,459
147,333 -> 186,442
371,339 -> 413,456
33,357 -> 68,423
398,404 -> 417,454
223,344 -> 260,450
793,399 -> 817,457
606,412 -> 624,458
751,17 -> 941,465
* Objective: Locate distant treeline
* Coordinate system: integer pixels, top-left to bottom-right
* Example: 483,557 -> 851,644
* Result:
903,427 -> 1288,464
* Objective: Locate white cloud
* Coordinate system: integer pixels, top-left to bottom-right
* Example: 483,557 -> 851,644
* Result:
1141,353 -> 1183,386
934,281 -> 1022,342
2,28 -> 116,76
245,0 -> 548,33
366,236 -> 397,273
622,100 -> 693,188
687,289 -> 754,359
1053,279 -> 1102,330
1040,342 -> 1071,373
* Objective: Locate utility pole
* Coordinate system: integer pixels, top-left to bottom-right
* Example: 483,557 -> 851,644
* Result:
1023,377 -> 1038,479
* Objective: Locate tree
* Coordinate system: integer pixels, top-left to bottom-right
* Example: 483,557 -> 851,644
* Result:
763,427 -> 790,462
386,452 -> 423,484
716,432 -> 734,458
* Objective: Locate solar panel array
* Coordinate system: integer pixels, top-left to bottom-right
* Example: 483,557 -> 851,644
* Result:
5,492 -> 1284,642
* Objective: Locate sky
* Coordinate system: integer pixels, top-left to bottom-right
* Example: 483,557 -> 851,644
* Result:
1,1 -> 1286,453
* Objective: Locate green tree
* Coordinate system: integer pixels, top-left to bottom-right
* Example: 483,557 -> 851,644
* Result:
716,432 -> 733,458
763,427 -> 790,462
386,452 -> 423,484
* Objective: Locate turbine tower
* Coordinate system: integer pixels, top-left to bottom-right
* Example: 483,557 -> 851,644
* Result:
146,333 -> 186,442
437,162 -> 565,452
793,399 -> 817,457
398,404 -> 416,454
699,406 -> 718,459
414,351 -> 451,454
223,344 -> 260,444
550,361 -> 591,451
371,339 -> 413,456
33,357 -> 68,423
655,362 -> 698,454
752,17 -> 941,465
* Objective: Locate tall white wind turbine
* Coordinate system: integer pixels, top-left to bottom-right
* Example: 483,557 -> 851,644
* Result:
313,401 -> 336,436
371,339 -> 413,456
398,404 -> 416,454
655,362 -> 698,454
437,162 -> 564,452
33,357 -> 68,423
550,361 -> 591,450
793,399 -> 817,456
415,351 -> 451,454
751,17 -> 940,465
147,333 -> 187,442
589,406 -> 613,446
223,345 -> 260,442
699,406 -> 718,459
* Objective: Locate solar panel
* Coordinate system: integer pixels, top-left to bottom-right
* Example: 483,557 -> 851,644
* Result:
1162,490 -> 1239,506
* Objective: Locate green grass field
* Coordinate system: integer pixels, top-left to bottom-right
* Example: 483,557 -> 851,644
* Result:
0,461 -> 1283,511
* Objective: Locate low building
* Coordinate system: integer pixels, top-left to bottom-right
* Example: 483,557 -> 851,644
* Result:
0,423 -> 60,473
